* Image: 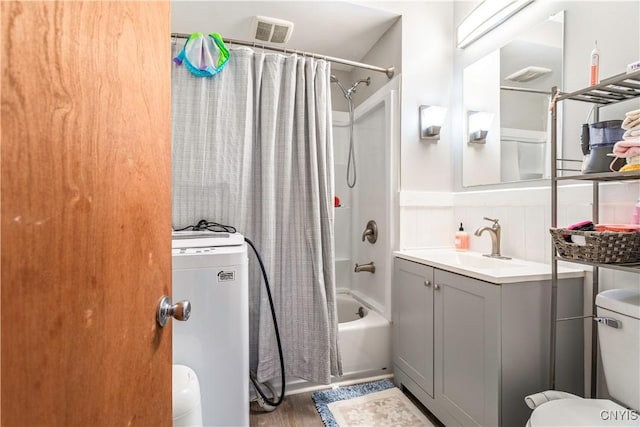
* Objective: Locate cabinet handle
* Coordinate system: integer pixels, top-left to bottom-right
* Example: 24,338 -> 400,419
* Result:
434,283 -> 441,290
424,280 -> 431,287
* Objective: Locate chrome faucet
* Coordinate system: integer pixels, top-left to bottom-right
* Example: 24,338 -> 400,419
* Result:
354,262 -> 375,273
474,217 -> 511,259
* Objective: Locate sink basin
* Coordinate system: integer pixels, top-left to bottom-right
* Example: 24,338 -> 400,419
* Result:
394,249 -> 584,284
454,253 -> 524,270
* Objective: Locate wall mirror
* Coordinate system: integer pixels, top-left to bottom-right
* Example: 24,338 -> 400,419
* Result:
462,10 -> 564,187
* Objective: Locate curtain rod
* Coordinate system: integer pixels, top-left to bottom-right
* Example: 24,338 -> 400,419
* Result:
171,33 -> 395,79
500,86 -> 550,95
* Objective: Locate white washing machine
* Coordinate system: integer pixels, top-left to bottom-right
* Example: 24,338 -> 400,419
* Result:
172,231 -> 249,427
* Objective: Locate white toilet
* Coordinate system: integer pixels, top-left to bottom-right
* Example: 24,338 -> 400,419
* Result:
527,289 -> 640,426
172,365 -> 203,427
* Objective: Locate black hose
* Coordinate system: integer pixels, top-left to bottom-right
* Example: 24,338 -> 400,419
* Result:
244,237 -> 286,408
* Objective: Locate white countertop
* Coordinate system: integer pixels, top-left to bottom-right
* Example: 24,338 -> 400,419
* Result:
394,248 -> 585,284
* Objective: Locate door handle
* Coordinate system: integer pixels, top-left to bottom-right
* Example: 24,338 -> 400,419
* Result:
434,283 -> 441,290
157,296 -> 191,327
424,280 -> 431,287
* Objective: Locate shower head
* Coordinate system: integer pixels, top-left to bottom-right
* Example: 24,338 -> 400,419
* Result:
330,75 -> 350,99
331,75 -> 371,101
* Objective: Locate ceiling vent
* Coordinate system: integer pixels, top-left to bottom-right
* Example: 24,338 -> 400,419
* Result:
252,16 -> 294,44
505,66 -> 552,83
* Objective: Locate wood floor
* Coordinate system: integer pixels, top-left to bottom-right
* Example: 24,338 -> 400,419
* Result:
249,387 -> 444,427
250,392 -> 323,427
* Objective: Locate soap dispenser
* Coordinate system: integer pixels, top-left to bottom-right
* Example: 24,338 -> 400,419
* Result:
455,223 -> 469,251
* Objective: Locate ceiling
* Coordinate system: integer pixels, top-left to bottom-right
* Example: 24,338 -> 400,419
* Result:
171,1 -> 401,68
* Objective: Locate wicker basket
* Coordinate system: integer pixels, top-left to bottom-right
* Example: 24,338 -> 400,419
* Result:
549,228 -> 640,264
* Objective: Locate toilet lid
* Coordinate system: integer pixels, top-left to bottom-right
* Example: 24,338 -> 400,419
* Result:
529,399 -> 639,426
172,365 -> 202,418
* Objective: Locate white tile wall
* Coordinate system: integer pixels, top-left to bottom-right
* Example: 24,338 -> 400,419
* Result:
400,183 -> 640,273
333,113 -> 352,210
333,112 -> 352,292
398,191 -> 454,248
334,207 -> 352,260
399,206 -> 454,249
399,183 -> 640,302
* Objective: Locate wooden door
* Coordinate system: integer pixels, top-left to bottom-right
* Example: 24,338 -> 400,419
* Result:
1,2 -> 172,426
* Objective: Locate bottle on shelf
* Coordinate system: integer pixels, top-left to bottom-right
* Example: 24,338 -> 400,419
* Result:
590,40 -> 600,86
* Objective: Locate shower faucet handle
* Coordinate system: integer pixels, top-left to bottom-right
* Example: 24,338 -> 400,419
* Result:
361,220 -> 378,243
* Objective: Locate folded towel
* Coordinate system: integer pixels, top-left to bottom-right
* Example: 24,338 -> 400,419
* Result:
616,147 -> 640,158
623,115 -> 640,130
613,139 -> 640,157
524,390 -> 582,410
624,129 -> 640,139
626,154 -> 640,165
620,163 -> 640,172
620,136 -> 640,144
625,111 -> 640,124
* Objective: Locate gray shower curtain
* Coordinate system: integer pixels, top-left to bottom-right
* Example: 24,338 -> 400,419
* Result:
171,43 -> 341,384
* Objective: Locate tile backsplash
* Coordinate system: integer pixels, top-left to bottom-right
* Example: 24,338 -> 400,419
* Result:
399,182 -> 640,292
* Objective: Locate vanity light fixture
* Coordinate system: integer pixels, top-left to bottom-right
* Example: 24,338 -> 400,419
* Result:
468,110 -> 494,144
419,105 -> 447,141
457,0 -> 534,49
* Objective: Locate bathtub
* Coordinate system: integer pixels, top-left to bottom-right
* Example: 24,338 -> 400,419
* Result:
336,293 -> 391,377
280,292 -> 392,395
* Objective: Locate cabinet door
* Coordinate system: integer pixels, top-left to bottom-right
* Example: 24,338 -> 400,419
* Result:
393,258 -> 434,397
434,270 -> 500,427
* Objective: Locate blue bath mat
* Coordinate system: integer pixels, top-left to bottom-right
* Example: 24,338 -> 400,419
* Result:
312,379 -> 396,427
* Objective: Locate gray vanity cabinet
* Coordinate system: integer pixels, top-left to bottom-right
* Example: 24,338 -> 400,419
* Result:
433,269 -> 500,427
393,258 -> 435,397
393,256 -> 584,427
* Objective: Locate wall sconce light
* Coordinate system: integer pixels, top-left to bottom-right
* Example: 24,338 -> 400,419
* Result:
468,111 -> 494,144
457,0 -> 534,49
419,105 -> 447,141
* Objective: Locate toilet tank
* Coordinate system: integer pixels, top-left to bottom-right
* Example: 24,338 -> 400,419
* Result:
596,289 -> 640,410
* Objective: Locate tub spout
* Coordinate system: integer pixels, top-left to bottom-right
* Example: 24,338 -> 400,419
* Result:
354,262 -> 375,273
